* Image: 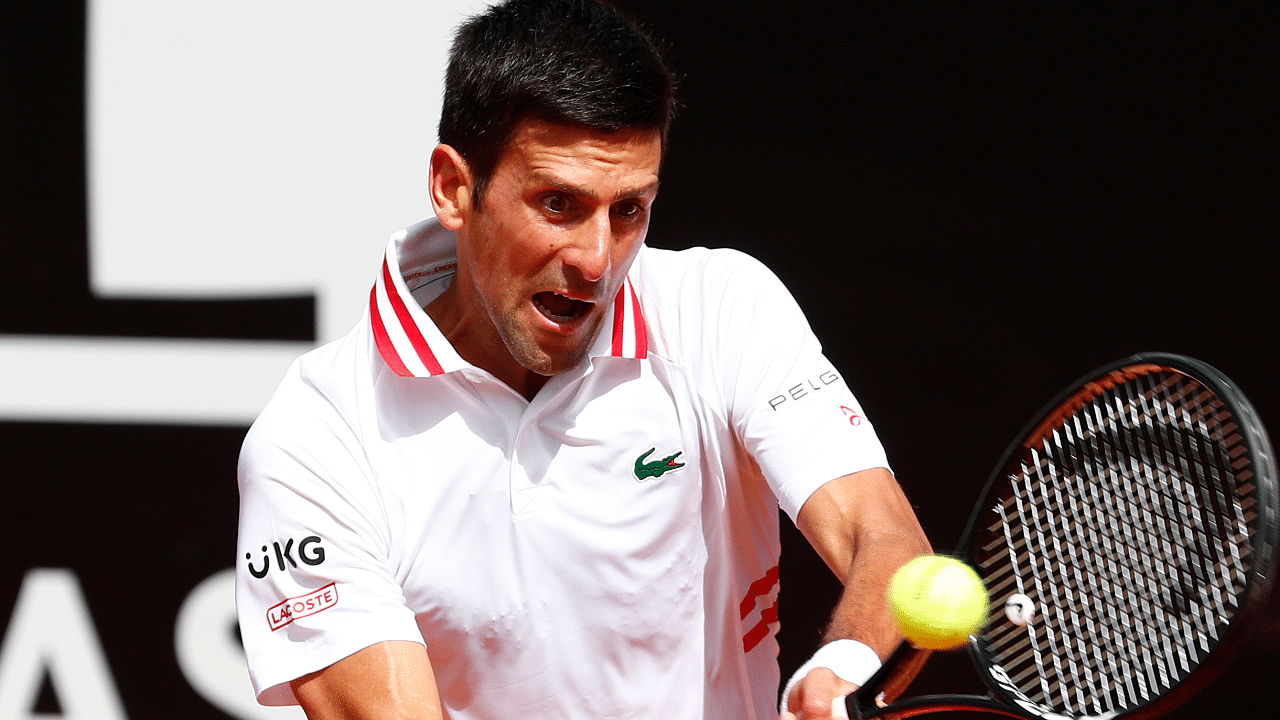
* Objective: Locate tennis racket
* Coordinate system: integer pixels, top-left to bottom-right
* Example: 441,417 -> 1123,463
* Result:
848,352 -> 1278,719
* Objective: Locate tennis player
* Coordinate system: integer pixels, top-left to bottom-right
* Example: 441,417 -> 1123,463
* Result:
235,1 -> 931,718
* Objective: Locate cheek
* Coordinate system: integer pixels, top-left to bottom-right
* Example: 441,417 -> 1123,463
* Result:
471,223 -> 556,291
470,212 -> 525,266
496,216 -> 561,269
613,227 -> 648,270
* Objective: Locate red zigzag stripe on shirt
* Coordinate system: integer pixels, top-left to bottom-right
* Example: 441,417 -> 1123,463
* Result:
740,565 -> 780,652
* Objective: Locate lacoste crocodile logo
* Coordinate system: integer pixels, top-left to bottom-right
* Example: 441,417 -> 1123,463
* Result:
634,447 -> 685,482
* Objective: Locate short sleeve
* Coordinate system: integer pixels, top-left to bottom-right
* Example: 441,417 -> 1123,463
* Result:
235,359 -> 423,706
701,251 -> 890,521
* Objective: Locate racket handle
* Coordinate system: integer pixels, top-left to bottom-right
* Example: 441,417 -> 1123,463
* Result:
849,642 -> 929,719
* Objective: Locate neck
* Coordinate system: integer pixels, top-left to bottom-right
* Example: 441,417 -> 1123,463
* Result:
424,286 -> 549,401
510,371 -> 550,401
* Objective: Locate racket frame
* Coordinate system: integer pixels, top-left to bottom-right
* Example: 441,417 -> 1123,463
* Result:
849,352 -> 1279,720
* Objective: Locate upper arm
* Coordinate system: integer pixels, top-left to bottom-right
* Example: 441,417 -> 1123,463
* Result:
291,640 -> 443,720
795,467 -> 931,582
236,367 -> 423,705
691,250 -> 892,521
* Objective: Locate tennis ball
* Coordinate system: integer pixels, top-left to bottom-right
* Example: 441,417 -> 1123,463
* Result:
888,555 -> 988,650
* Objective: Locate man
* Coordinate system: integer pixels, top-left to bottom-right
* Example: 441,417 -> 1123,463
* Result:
235,1 -> 931,718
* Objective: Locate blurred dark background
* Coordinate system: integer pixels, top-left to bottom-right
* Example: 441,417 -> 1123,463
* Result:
2,1 -> 1276,717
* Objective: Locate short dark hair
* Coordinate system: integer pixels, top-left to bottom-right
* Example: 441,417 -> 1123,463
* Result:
439,0 -> 677,203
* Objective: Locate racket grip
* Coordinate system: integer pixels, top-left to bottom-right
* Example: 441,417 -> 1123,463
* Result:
849,642 -> 930,719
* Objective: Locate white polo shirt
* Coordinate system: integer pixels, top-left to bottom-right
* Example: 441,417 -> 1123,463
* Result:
236,218 -> 890,720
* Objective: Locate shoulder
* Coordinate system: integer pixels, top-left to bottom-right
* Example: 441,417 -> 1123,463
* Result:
637,245 -> 782,292
634,245 -> 809,367
635,245 -> 793,325
239,324 -> 373,486
261,327 -> 364,423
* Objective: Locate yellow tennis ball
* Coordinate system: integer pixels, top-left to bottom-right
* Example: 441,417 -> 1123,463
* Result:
888,555 -> 988,650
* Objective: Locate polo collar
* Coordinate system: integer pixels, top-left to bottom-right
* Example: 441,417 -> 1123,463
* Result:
369,223 -> 649,379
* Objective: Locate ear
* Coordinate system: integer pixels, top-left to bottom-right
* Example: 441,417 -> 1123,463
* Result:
429,144 -> 473,231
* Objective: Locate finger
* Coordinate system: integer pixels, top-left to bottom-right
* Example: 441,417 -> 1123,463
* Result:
801,695 -> 850,719
786,667 -> 857,720
798,674 -> 853,719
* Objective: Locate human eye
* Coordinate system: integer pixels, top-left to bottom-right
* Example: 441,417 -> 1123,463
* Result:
613,201 -> 645,220
541,194 -> 571,214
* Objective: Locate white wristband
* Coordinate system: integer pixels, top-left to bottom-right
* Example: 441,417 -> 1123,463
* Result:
779,639 -> 882,717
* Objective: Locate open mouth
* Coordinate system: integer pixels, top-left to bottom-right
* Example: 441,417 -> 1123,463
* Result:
532,291 -> 593,324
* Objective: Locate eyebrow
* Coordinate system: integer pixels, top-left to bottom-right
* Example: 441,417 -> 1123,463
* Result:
533,173 -> 661,203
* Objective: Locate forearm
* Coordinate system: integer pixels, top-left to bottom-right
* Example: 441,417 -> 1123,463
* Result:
783,468 -> 932,718
291,641 -> 444,720
796,467 -> 932,658
821,526 -> 931,657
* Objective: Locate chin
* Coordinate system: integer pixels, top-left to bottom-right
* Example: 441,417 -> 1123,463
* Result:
518,346 -> 589,377
506,319 -> 602,377
508,332 -> 594,376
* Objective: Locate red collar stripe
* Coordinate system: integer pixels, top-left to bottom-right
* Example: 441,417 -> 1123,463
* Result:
382,260 -> 445,376
610,278 -> 648,359
629,281 -> 648,359
372,259 -> 445,377
369,285 -> 413,377
610,284 -> 627,357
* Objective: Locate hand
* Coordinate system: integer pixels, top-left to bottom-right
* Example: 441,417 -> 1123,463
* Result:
780,667 -> 857,720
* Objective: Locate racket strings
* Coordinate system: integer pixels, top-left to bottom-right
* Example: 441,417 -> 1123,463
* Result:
974,370 -> 1256,717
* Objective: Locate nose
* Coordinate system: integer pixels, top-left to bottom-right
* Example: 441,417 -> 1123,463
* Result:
562,211 -> 612,283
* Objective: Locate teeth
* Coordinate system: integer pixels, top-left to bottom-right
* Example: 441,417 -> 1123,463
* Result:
534,293 -> 586,322
535,300 -> 568,321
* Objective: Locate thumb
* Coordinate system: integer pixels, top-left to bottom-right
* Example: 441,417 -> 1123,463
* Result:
787,668 -> 853,719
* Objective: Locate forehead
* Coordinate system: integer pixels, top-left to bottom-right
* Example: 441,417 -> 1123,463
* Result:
497,118 -> 663,192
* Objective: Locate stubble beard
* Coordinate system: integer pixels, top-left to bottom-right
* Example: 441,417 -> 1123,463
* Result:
487,291 -> 604,379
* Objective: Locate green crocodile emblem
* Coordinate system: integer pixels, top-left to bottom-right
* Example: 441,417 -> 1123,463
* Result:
634,447 -> 685,481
